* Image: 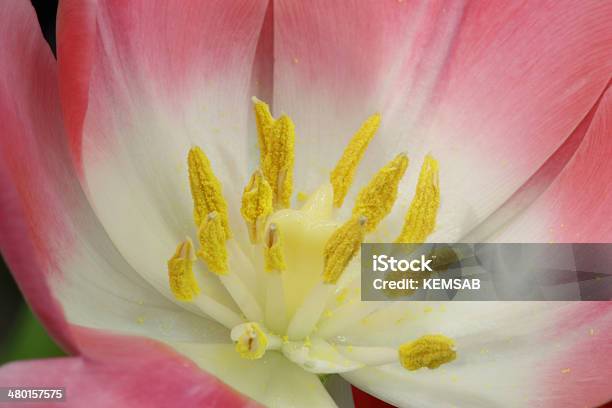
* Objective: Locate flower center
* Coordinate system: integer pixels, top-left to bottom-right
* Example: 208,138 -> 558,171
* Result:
166,98 -> 455,373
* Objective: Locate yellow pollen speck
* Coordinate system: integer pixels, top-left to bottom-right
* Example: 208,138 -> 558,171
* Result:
297,191 -> 309,202
398,334 -> 457,371
336,288 -> 349,303
353,153 -> 409,232
252,98 -> 295,209
234,322 -> 268,360
136,316 -> 145,324
561,368 -> 571,374
304,336 -> 312,347
323,216 -> 367,284
424,306 -> 433,313
197,212 -> 228,275
187,146 -> 231,238
167,238 -> 200,301
324,310 -> 333,318
241,170 -> 273,242
396,154 -> 440,243
330,113 -> 381,207
264,224 -> 286,273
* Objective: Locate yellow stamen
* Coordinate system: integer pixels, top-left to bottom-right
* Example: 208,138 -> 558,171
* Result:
241,170 -> 273,242
330,113 -> 381,207
264,224 -> 286,273
252,98 -> 296,208
323,216 -> 367,284
187,146 -> 231,238
252,97 -> 275,160
197,212 -> 228,275
353,153 -> 409,231
233,322 -> 269,360
396,155 -> 440,243
167,238 -> 200,301
398,334 -> 456,370
262,114 -> 295,208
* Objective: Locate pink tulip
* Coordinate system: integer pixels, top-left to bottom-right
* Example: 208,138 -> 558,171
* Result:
0,0 -> 611,407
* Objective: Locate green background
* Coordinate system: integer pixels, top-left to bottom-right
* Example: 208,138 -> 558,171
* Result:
0,259 -> 65,364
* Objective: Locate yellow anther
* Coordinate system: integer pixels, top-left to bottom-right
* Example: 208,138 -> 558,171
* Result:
197,212 -> 228,275
232,322 -> 269,360
396,155 -> 440,243
252,97 -> 275,160
187,146 -> 231,238
264,224 -> 286,273
262,114 -> 295,208
252,98 -> 296,208
323,216 -> 367,284
398,334 -> 456,370
330,113 -> 381,207
167,238 -> 200,301
353,153 -> 409,232
241,170 -> 273,242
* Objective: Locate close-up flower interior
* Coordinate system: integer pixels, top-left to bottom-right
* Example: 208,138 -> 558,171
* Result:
0,1 -> 610,407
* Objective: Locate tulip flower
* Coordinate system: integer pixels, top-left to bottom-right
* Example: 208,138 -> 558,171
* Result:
1,1 -> 611,407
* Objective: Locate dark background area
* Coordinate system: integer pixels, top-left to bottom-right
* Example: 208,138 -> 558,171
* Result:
0,0 -> 61,364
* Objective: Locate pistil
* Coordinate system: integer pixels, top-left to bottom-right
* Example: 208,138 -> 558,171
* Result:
264,224 -> 288,333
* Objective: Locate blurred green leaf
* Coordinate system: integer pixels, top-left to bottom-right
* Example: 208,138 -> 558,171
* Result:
0,303 -> 65,364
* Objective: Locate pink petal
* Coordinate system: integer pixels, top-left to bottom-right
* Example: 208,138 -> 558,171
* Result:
0,326 -> 258,408
539,303 -> 612,408
55,1 -> 271,288
0,0 -> 77,352
1,0 -> 220,358
57,0 -> 97,173
492,83 -> 612,242
340,302 -> 612,407
273,1 -> 612,241
57,0 -> 270,176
